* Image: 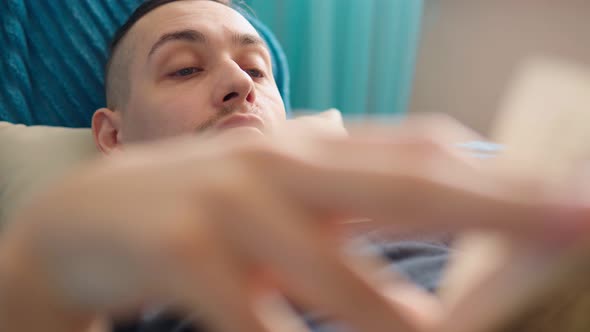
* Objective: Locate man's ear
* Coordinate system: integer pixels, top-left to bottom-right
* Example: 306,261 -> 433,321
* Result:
92,108 -> 123,154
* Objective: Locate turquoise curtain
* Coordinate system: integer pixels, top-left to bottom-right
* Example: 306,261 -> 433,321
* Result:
244,0 -> 424,116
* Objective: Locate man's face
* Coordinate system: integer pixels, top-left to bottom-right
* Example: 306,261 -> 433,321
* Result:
116,1 -> 286,142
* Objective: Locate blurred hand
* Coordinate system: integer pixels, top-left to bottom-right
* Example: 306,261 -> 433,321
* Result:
284,109 -> 348,137
2,114 -> 590,332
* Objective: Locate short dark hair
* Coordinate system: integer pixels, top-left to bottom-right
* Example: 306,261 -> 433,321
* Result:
105,0 -> 232,110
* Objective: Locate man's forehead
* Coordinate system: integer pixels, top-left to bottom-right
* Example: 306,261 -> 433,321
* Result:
131,1 -> 260,48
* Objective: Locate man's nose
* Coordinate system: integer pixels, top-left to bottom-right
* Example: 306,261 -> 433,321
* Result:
213,62 -> 256,110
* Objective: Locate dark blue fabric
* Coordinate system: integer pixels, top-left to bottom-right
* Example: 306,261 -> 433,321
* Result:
0,0 -> 291,127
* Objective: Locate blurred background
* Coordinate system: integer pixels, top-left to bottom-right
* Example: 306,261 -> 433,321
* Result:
245,0 -> 590,135
244,0 -> 424,118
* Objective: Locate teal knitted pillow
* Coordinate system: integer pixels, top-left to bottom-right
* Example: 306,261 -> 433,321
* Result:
0,0 -> 290,127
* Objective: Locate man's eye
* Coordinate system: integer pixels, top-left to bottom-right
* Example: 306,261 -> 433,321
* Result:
170,67 -> 202,78
245,69 -> 264,78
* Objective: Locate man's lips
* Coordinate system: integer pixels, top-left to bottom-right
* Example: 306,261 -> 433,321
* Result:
215,113 -> 265,131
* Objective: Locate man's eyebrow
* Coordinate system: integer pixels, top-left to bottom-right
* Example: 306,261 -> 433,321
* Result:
148,29 -> 208,58
232,32 -> 268,49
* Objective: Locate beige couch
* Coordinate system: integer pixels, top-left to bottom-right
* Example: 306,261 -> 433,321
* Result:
0,123 -> 98,226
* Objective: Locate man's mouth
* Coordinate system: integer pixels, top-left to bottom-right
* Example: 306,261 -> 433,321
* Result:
214,113 -> 265,131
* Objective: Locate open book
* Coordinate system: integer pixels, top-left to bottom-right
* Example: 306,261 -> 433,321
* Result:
440,58 -> 590,332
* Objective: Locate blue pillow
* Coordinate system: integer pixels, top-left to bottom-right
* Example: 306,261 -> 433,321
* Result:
0,0 -> 290,127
